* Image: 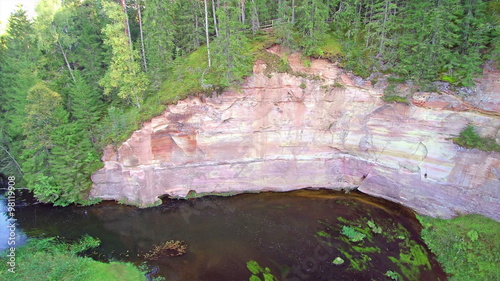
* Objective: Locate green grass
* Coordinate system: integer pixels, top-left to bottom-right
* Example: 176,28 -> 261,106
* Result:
0,236 -> 145,281
311,35 -> 342,60
453,125 -> 500,152
417,214 -> 500,281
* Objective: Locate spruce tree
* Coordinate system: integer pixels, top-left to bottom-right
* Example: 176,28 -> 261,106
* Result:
296,0 -> 329,55
143,0 -> 176,88
0,7 -> 39,180
212,0 -> 252,87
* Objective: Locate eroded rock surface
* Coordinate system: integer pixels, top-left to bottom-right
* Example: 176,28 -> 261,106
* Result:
91,47 -> 500,220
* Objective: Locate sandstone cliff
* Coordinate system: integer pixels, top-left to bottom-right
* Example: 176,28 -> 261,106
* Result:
91,46 -> 500,220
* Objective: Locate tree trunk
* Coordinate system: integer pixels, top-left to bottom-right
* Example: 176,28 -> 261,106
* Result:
119,0 -> 134,59
56,37 -> 76,82
137,0 -> 148,72
241,0 -> 245,24
251,0 -> 260,33
212,0 -> 219,37
379,0 -> 390,55
204,0 -> 211,67
0,146 -> 24,175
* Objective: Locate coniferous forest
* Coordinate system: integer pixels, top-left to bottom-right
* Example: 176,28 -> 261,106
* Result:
0,0 -> 498,206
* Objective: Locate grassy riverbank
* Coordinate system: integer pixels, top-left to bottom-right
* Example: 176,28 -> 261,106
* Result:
0,236 -> 145,281
418,214 -> 500,281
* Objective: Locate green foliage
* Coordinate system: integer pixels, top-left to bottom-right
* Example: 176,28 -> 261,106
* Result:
212,0 -> 253,87
453,125 -> 500,152
100,1 -> 150,108
0,237 -> 145,280
295,0 -> 328,56
418,214 -> 500,281
312,35 -> 342,60
246,260 -> 278,281
143,0 -> 176,88
341,225 -> 366,242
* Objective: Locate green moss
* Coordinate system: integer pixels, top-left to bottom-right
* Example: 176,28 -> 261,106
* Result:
0,237 -> 145,281
418,214 -> 500,281
311,35 -> 342,60
299,82 -> 307,89
453,125 -> 500,152
254,50 -> 292,74
382,94 -> 410,105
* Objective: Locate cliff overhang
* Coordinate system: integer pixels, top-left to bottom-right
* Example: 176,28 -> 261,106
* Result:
90,46 -> 500,220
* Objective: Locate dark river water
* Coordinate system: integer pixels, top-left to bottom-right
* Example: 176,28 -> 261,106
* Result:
1,189 -> 447,280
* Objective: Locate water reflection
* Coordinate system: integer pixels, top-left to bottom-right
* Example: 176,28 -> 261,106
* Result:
0,195 -> 27,252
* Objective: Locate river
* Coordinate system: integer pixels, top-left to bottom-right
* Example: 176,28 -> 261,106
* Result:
1,189 -> 446,280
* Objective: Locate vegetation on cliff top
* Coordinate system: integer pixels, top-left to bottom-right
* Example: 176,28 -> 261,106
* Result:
0,0 -> 498,206
418,214 -> 500,281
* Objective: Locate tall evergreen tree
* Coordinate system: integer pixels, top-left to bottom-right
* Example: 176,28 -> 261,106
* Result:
212,0 -> 252,86
296,0 -> 329,55
0,7 -> 39,179
173,0 -> 205,55
143,0 -> 176,88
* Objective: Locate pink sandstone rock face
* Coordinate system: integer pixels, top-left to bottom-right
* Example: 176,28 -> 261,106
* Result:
91,47 -> 500,220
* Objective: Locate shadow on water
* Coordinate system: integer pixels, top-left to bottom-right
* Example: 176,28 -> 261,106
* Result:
3,189 -> 447,280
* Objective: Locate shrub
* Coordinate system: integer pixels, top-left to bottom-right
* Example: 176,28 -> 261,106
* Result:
453,125 -> 500,152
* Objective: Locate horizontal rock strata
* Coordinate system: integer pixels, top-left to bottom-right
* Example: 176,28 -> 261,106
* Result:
91,48 -> 500,220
